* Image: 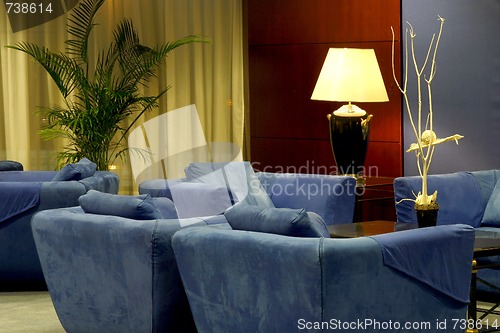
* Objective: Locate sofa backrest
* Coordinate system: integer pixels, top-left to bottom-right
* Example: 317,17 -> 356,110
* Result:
257,172 -> 356,225
394,171 -> 484,227
469,169 -> 500,211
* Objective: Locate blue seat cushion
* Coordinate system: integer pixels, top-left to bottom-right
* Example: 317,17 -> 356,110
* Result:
78,190 -> 163,220
52,158 -> 97,181
224,203 -> 330,238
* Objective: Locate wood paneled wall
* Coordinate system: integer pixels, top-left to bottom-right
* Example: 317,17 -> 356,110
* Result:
244,0 -> 402,177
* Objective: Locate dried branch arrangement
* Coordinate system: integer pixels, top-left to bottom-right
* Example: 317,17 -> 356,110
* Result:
392,16 -> 463,209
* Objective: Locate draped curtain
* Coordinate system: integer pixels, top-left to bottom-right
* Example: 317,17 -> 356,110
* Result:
0,0 -> 244,193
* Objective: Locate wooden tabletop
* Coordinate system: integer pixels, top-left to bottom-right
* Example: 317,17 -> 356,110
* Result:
328,221 -> 500,254
328,220 -> 397,238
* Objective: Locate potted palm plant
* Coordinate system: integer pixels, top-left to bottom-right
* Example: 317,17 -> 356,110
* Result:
6,0 -> 210,170
392,16 -> 463,227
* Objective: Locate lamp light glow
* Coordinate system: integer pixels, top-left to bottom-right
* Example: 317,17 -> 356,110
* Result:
311,48 -> 388,116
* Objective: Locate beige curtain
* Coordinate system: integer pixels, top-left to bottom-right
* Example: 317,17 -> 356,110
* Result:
0,0 -> 244,193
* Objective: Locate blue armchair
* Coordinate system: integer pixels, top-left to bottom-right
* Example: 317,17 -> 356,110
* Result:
31,205 -> 228,333
394,170 -> 500,300
0,169 -> 118,289
172,224 -> 475,333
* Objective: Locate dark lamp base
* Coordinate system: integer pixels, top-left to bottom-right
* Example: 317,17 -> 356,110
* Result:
328,112 -> 371,177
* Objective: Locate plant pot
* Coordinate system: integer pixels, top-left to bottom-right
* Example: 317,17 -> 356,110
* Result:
415,203 -> 439,228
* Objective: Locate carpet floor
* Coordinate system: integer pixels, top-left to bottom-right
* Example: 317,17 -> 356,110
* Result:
0,291 -> 65,333
1,291 -> 500,333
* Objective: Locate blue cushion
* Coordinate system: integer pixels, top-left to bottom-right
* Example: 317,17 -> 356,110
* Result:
482,179 -> 500,226
151,197 -> 178,219
52,158 -> 97,181
184,162 -> 274,208
0,160 -> 23,171
224,203 -> 330,238
79,190 -> 163,220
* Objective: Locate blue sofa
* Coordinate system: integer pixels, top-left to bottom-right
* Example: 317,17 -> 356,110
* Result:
0,169 -> 118,289
394,170 -> 500,299
172,224 -> 475,333
139,162 -> 357,225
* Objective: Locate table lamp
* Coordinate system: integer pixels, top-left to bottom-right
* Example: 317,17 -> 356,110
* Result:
311,48 -> 389,184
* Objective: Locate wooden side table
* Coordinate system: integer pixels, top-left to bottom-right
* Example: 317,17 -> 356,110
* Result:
354,177 -> 396,222
328,220 -> 396,238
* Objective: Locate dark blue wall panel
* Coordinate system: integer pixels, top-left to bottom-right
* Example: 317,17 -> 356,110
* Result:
402,0 -> 500,175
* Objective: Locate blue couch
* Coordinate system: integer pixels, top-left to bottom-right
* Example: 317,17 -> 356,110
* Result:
0,169 -> 118,289
172,224 -> 475,333
139,162 -> 357,225
394,170 -> 500,299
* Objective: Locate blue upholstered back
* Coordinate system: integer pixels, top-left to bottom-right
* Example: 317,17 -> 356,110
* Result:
394,171 -> 486,227
257,172 -> 356,225
469,169 -> 500,210
141,170 -> 357,225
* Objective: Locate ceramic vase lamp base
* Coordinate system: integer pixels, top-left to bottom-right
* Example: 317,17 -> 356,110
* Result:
328,104 -> 372,186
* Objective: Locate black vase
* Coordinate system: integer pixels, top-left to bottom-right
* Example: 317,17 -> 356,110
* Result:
415,203 -> 439,228
328,113 -> 370,176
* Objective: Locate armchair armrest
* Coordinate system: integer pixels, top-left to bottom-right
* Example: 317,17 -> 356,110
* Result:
78,171 -> 119,194
257,172 -> 356,225
39,181 -> 87,209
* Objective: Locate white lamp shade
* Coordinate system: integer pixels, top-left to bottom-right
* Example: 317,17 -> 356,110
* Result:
311,48 -> 389,103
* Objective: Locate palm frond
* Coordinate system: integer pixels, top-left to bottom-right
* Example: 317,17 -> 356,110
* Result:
118,30 -> 211,89
6,43 -> 84,97
66,0 -> 105,64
